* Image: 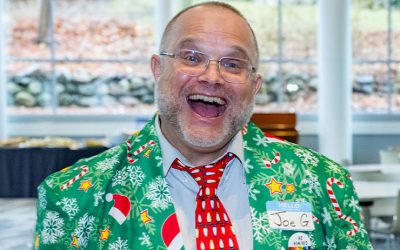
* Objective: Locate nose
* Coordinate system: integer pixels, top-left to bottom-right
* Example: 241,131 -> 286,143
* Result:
198,60 -> 224,84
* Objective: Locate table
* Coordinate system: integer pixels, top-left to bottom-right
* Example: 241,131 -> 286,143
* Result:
353,181 -> 400,229
0,147 -> 108,198
353,181 -> 400,202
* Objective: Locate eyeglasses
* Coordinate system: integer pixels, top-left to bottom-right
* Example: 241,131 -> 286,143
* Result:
159,49 -> 256,84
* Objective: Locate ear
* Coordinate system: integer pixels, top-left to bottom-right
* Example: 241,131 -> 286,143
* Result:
151,54 -> 162,81
252,73 -> 263,96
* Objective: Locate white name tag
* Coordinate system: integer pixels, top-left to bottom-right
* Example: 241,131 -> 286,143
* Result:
266,201 -> 315,231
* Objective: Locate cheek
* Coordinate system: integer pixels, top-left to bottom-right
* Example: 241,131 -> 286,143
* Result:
158,69 -> 190,94
232,86 -> 256,103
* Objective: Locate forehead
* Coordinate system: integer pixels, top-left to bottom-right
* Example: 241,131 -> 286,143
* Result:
165,6 -> 257,59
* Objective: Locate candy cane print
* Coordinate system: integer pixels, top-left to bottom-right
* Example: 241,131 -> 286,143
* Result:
326,177 -> 358,236
312,215 -> 319,224
241,125 -> 248,135
60,165 -> 89,190
262,152 -> 281,168
127,140 -> 155,163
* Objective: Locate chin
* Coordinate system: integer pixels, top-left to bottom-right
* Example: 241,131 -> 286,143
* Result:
181,126 -> 229,149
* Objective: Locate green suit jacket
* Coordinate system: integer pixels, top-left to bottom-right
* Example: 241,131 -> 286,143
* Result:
34,115 -> 372,249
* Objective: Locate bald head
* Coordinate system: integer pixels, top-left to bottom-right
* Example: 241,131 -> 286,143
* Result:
159,1 -> 259,69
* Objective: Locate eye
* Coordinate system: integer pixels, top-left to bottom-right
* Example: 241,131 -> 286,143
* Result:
179,51 -> 204,65
222,58 -> 246,73
224,61 -> 240,69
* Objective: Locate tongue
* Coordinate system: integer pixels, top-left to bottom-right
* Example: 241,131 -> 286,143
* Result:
190,101 -> 222,118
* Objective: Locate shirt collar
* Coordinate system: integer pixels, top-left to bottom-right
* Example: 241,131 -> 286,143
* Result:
155,115 -> 245,176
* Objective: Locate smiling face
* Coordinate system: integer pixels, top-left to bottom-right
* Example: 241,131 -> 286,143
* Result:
151,5 -> 262,160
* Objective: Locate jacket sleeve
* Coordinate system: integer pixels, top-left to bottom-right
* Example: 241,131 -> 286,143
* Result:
33,171 -> 75,249
327,174 -> 373,250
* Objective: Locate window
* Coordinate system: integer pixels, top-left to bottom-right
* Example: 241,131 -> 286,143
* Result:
352,0 -> 400,113
6,0 -> 155,115
4,0 -> 400,115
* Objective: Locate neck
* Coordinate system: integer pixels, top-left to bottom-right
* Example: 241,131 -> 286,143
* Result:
179,142 -> 230,166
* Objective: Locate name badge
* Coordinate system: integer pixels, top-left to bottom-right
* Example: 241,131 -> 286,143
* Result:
266,201 -> 315,231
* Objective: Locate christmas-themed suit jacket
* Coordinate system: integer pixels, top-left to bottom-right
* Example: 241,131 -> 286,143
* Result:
34,116 -> 372,249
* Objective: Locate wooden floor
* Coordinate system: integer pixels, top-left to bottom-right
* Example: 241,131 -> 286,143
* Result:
0,198 -> 398,249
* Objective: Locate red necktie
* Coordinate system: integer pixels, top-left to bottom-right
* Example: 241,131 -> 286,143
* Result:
171,153 -> 239,250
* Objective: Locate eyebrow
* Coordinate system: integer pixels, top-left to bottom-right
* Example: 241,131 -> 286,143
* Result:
175,38 -> 252,60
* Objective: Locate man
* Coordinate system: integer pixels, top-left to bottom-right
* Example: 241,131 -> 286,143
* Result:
34,2 -> 372,249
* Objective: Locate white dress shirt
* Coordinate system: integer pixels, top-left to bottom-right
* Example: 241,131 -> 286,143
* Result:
155,116 -> 253,250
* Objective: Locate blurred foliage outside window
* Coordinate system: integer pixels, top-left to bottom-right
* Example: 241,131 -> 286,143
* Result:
4,0 -> 400,114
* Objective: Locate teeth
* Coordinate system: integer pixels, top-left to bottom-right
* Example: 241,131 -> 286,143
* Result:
189,95 -> 225,105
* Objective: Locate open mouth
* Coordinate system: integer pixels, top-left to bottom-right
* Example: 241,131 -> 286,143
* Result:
187,94 -> 227,118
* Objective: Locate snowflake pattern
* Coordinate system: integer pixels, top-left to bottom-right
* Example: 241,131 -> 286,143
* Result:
294,148 -> 319,167
94,191 -> 105,207
281,160 -> 295,176
243,158 -> 254,173
301,170 -> 322,196
41,211 -> 65,244
323,235 -> 337,250
109,237 -> 129,250
347,196 -> 360,213
325,160 -> 343,175
38,185 -> 47,209
321,207 -> 332,227
253,134 -> 269,147
56,198 -> 79,219
112,169 -> 128,187
145,176 -> 172,210
139,232 -> 152,247
126,165 -> 146,187
96,155 -> 120,172
248,182 -> 261,200
250,207 -> 271,243
74,213 -> 96,248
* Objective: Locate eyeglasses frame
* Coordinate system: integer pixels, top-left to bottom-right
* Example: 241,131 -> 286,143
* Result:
159,49 -> 257,84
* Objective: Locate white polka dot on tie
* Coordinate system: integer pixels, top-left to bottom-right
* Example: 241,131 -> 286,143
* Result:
203,227 -> 208,237
212,226 -> 217,236
229,237 -> 234,247
207,212 -> 211,223
210,239 -> 215,249
216,212 -> 220,222
223,212 -> 229,222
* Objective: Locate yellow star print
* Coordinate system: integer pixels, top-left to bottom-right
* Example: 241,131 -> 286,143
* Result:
60,166 -> 71,172
100,227 -> 111,241
285,183 -> 295,194
79,179 -> 93,192
265,177 -> 282,195
140,209 -> 153,225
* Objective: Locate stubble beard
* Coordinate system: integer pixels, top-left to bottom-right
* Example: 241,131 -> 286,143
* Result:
156,86 -> 255,149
